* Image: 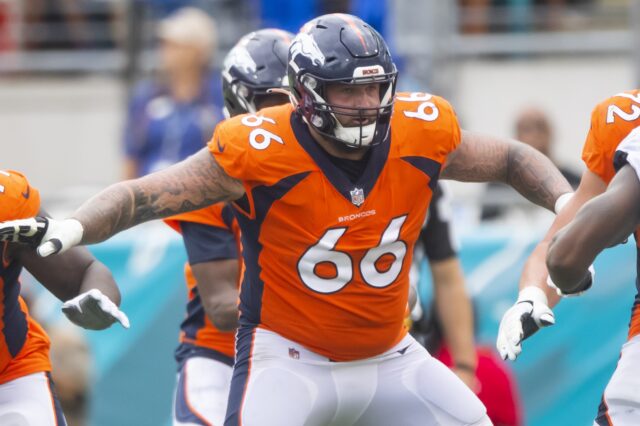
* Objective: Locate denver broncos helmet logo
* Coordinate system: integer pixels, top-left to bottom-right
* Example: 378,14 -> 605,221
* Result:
224,45 -> 257,75
290,33 -> 325,66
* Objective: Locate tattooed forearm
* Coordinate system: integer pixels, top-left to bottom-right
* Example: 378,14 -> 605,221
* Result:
504,142 -> 571,211
73,149 -> 245,244
441,130 -> 572,211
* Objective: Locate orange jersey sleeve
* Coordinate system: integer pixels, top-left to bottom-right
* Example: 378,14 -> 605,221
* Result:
391,92 -> 461,165
582,90 -> 640,184
208,104 -> 301,188
164,203 -> 232,233
0,170 -> 41,220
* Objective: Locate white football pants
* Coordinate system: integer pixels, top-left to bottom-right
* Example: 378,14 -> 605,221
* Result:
226,328 -> 491,426
173,356 -> 234,426
595,334 -> 640,426
0,372 -> 66,426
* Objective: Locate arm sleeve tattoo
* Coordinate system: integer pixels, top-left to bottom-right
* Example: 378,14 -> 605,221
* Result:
441,130 -> 572,212
74,149 -> 245,244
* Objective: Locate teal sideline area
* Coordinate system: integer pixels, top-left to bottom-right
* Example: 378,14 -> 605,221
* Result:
60,225 -> 634,426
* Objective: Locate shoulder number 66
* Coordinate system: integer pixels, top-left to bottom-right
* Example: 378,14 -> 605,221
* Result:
241,115 -> 284,150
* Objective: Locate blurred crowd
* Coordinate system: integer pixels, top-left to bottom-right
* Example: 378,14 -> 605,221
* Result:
459,0 -> 597,33
0,0 -> 628,54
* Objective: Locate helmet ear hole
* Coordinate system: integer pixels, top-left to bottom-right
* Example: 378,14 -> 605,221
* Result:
302,75 -> 317,90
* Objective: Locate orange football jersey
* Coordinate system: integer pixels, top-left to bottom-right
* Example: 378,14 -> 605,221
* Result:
165,203 -> 242,359
581,90 -> 640,340
582,90 -> 640,184
0,170 -> 51,384
209,93 -> 460,361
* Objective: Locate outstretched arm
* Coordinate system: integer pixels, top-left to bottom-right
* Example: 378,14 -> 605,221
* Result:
519,169 -> 606,305
12,238 -> 128,330
17,244 -> 120,304
77,149 -> 244,245
495,168 -> 606,361
547,164 -> 640,293
441,130 -> 572,212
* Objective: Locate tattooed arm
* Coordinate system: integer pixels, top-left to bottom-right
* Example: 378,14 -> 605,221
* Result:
76,149 -> 244,244
444,131 -> 574,361
441,130 -> 572,212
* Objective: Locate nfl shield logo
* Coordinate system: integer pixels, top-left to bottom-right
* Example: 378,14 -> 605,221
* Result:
350,187 -> 365,207
288,347 -> 300,359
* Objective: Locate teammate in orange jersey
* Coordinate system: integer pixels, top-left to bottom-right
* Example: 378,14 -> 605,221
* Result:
0,14 -> 572,425
164,28 -> 293,426
0,169 -> 127,425
496,90 -> 640,425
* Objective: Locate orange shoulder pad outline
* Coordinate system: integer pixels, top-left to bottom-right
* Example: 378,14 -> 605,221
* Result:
208,104 -> 296,184
0,169 -> 41,221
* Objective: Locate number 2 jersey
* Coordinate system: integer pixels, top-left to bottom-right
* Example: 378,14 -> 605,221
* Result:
0,171 -> 51,383
581,89 -> 640,340
209,93 -> 460,361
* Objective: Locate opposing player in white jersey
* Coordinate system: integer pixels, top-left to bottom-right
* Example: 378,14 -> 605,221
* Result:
164,28 -> 293,425
548,126 -> 640,426
497,91 -> 640,425
0,14 -> 572,425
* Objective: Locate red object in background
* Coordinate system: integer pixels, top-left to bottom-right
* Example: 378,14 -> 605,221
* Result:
436,345 -> 524,426
0,2 -> 14,51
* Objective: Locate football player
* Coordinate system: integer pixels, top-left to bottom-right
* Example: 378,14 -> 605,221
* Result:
164,28 -> 293,426
496,90 -> 640,425
0,14 -> 572,425
0,170 -> 127,425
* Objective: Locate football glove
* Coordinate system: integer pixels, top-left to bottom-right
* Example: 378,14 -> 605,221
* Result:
546,265 -> 595,297
496,286 -> 555,361
0,217 -> 83,257
62,289 -> 130,330
0,216 -> 48,245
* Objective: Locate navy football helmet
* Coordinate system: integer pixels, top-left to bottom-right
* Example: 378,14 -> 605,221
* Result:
222,28 -> 293,117
288,14 -> 397,148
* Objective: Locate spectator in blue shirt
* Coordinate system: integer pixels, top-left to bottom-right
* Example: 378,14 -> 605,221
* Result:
123,7 -> 223,178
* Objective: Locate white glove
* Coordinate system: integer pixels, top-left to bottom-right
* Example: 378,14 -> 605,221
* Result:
496,286 -> 555,361
62,289 -> 130,330
0,217 -> 48,244
0,216 -> 83,257
546,265 -> 595,297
